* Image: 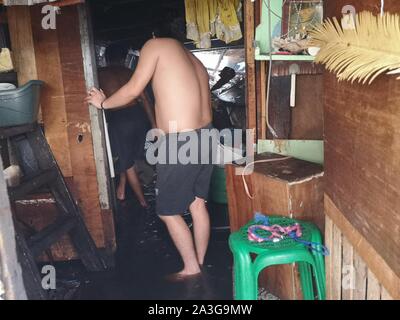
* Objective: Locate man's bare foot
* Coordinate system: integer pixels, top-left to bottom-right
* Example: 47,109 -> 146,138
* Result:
164,269 -> 202,282
139,199 -> 148,208
116,187 -> 125,201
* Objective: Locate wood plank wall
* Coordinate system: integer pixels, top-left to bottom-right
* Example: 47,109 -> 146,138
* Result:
251,1 -> 324,140
325,212 -> 394,300
7,4 -> 115,260
324,0 -> 400,299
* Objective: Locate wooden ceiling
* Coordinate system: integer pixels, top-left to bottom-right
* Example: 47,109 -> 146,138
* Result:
89,0 -> 185,45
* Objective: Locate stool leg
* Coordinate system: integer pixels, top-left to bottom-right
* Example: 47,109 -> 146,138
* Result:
312,261 -> 326,300
298,262 -> 315,300
232,251 -> 257,300
310,228 -> 326,297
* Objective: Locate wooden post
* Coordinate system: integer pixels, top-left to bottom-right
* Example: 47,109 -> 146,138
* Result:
244,0 -> 257,139
0,158 -> 27,300
77,3 -> 113,211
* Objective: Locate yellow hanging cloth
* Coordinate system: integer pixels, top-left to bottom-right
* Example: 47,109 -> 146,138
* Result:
208,0 -> 218,37
185,0 -> 199,42
216,0 -> 243,44
234,0 -> 243,22
195,0 -> 211,48
185,0 -> 243,47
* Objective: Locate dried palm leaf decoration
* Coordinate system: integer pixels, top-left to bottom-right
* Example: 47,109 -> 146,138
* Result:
309,11 -> 400,84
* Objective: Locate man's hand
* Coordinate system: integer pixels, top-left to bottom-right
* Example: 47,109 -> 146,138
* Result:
85,87 -> 107,109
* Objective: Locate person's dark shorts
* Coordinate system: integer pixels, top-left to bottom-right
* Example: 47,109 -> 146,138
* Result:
155,124 -> 218,216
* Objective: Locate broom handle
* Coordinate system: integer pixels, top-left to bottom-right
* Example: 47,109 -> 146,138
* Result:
102,109 -> 115,179
290,73 -> 296,108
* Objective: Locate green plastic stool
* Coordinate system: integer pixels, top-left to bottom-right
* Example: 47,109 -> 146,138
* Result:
229,216 -> 326,300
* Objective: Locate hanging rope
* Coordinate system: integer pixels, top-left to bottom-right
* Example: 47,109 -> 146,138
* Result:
241,157 -> 292,199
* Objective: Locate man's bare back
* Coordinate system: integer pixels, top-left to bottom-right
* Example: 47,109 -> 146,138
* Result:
151,39 -> 212,132
86,38 -> 212,133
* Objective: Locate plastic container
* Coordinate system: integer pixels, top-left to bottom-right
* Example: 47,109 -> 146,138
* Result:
0,80 -> 44,128
209,166 -> 228,204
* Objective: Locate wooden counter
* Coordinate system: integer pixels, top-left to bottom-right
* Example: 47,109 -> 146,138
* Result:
225,152 -> 324,299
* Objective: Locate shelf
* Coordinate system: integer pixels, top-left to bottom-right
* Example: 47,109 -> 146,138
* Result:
255,53 -> 315,61
0,71 -> 17,84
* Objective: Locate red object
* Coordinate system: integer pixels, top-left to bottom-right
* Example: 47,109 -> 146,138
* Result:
49,0 -> 85,7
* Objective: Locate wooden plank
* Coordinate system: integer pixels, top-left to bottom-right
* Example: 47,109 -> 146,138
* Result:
225,164 -> 254,232
254,0 -> 262,140
244,0 -> 257,135
29,217 -> 75,258
381,287 -> 394,300
260,61 -> 267,139
11,4 -> 116,261
268,76 -> 291,139
331,222 -> 342,300
325,195 -> 400,299
56,6 -> 106,248
77,3 -> 113,211
366,269 -> 381,300
325,216 -> 333,300
341,236 -> 354,300
291,75 -> 324,140
7,6 -> 38,86
325,0 -> 400,294
30,6 -> 73,178
0,158 -> 27,300
352,252 -> 367,300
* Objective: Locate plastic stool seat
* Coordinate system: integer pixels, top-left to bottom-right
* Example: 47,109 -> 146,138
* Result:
229,216 -> 326,300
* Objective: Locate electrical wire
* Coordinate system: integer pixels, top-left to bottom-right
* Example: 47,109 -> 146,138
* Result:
266,0 -> 278,138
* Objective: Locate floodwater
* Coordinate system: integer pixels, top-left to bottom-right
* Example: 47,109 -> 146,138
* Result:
49,179 -> 233,300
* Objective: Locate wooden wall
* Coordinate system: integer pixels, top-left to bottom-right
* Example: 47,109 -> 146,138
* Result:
325,213 -> 393,300
249,0 -> 324,141
7,4 -> 116,260
324,0 -> 400,299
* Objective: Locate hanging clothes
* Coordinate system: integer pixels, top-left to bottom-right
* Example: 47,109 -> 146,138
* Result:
196,0 -> 211,49
185,0 -> 200,42
185,0 -> 243,49
216,0 -> 243,44
209,0 -> 218,37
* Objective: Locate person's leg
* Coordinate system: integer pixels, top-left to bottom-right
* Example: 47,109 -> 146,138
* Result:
126,166 -> 148,208
116,172 -> 127,201
190,197 -> 210,266
158,214 -> 201,276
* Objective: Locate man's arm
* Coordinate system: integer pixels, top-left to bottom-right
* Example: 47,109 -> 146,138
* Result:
85,39 -> 159,109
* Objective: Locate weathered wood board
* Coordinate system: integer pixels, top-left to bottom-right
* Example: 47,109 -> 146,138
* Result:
226,153 -> 324,299
7,4 -> 116,261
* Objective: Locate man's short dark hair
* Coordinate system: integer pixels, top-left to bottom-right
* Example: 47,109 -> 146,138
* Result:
152,18 -> 187,42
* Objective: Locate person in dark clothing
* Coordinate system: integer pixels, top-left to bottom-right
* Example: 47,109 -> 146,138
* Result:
98,43 -> 156,207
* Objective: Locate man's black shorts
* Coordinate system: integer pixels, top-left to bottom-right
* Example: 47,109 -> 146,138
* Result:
155,124 -> 217,216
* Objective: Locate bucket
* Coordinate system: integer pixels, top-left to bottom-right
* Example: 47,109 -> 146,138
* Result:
0,80 -> 44,128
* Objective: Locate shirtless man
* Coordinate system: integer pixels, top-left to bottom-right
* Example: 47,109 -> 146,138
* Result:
86,38 -> 214,280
